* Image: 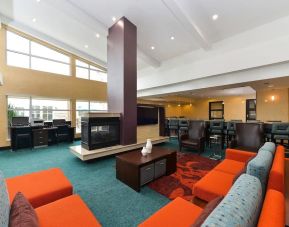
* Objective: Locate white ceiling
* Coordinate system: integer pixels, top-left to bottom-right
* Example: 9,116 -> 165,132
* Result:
1,0 -> 289,70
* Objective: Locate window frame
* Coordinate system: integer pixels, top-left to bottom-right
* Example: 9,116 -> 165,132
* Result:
75,59 -> 107,82
209,101 -> 224,120
7,96 -> 71,123
6,30 -> 71,76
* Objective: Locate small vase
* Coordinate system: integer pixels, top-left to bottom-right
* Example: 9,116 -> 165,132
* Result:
146,139 -> 152,153
141,147 -> 148,156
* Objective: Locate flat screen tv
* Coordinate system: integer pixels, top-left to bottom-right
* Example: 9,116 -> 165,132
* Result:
137,105 -> 158,125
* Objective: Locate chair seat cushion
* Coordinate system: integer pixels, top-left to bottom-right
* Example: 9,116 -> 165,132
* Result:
193,170 -> 235,202
6,168 -> 73,208
35,195 -> 101,227
138,197 -> 203,227
182,139 -> 199,146
214,159 -> 245,175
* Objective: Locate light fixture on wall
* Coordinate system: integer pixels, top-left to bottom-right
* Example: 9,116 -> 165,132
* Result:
271,95 -> 275,102
178,104 -> 181,107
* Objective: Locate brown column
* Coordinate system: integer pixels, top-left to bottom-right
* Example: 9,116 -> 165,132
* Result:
107,17 -> 137,145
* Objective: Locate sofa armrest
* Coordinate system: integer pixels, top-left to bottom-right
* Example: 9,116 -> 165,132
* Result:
225,148 -> 256,162
267,146 -> 285,194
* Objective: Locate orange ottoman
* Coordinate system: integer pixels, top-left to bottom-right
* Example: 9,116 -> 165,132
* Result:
6,168 -> 73,208
138,197 -> 203,227
193,170 -> 235,202
35,195 -> 101,227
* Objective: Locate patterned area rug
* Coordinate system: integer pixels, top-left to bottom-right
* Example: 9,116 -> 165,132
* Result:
148,152 -> 220,201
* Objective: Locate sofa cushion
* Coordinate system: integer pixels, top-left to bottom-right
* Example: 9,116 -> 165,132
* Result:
35,194 -> 101,227
267,146 -> 285,193
6,168 -> 73,208
138,197 -> 203,227
257,189 -> 285,227
193,170 -> 235,202
202,174 -> 263,227
0,171 -> 10,227
259,142 -> 276,155
192,196 -> 223,227
246,149 -> 273,192
214,159 -> 245,175
9,192 -> 39,227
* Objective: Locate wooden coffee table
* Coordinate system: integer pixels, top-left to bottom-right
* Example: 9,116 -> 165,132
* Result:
116,147 -> 177,192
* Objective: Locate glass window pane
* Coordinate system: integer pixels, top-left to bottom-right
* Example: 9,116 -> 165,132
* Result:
90,70 -> 107,82
211,110 -> 223,119
76,101 -> 89,110
8,97 -> 30,110
6,31 -> 29,54
76,67 -> 89,79
31,42 -> 70,63
76,60 -> 89,68
7,51 -> 30,69
31,57 -> 70,76
90,102 -> 108,111
76,111 -> 87,133
32,99 -> 69,110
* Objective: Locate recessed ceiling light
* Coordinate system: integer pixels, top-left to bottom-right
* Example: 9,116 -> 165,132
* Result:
36,0 -> 40,2
212,14 -> 219,21
95,33 -> 100,38
151,46 -> 155,50
170,36 -> 175,40
112,17 -> 116,22
32,18 -> 37,23
84,45 -> 88,49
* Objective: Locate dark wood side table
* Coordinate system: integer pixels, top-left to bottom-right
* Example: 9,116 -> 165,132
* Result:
116,147 -> 177,192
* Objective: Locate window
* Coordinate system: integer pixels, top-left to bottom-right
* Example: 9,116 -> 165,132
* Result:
8,96 -> 70,124
76,100 -> 108,133
76,60 -> 107,82
6,31 -> 70,76
209,101 -> 224,120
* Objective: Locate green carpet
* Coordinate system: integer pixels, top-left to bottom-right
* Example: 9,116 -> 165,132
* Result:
0,138 -> 224,227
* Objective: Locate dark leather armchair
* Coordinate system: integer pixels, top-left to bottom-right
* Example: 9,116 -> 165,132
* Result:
179,121 -> 205,154
271,123 -> 289,145
230,123 -> 264,152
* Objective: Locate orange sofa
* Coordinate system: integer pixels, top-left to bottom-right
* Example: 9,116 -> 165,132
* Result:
139,145 -> 286,227
193,148 -> 256,201
5,168 -> 102,227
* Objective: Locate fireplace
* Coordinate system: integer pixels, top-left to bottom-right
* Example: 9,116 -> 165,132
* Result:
81,113 -> 120,150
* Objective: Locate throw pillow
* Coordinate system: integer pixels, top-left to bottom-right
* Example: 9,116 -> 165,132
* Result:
9,192 -> 39,227
191,196 -> 224,227
0,171 -> 10,227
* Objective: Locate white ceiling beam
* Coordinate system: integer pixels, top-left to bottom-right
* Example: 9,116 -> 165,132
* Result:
161,0 -> 211,50
46,0 -> 161,68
